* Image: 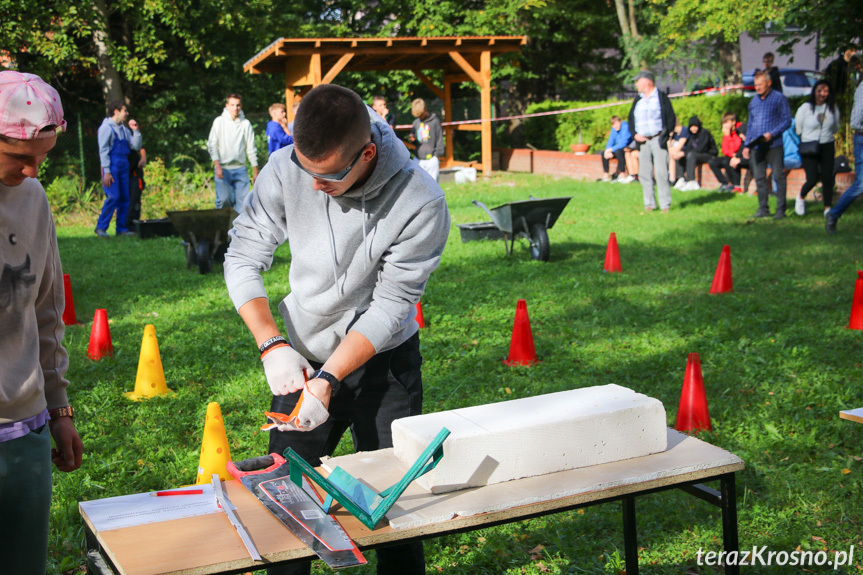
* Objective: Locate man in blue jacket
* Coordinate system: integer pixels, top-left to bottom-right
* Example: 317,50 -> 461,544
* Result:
599,116 -> 633,182
224,84 -> 449,575
95,100 -> 143,237
742,71 -> 792,219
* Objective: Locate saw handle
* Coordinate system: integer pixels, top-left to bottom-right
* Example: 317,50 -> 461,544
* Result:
227,453 -> 286,480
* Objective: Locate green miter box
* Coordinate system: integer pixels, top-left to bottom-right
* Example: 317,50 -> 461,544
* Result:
283,427 -> 450,530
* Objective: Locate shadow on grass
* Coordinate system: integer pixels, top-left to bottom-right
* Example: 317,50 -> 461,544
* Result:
677,191 -> 737,209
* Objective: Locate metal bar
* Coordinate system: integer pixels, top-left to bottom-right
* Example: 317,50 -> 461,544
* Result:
679,483 -> 722,506
212,475 -> 262,561
720,473 -> 740,575
622,496 -> 639,575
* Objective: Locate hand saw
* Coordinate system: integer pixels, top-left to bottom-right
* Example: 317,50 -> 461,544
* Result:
227,454 -> 366,569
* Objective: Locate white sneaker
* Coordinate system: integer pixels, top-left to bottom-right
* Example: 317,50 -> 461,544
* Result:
674,178 -> 686,189
600,176 -> 613,182
795,195 -> 806,216
680,181 -> 700,192
824,207 -> 831,218
617,175 -> 634,184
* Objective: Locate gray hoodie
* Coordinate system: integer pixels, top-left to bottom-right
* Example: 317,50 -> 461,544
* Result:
224,108 -> 450,363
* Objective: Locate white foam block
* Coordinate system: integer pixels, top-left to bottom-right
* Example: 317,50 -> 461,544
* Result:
392,384 -> 668,493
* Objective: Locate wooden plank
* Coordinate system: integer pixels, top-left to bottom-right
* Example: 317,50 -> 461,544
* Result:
480,50 -> 492,175
82,430 -> 742,575
447,51 -> 484,88
412,70 -> 444,100
321,52 -> 354,84
840,407 -> 863,424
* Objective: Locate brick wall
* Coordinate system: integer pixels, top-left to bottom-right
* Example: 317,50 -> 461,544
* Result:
496,148 -> 856,196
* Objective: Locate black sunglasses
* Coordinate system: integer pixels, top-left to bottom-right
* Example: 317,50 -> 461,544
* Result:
290,142 -> 372,182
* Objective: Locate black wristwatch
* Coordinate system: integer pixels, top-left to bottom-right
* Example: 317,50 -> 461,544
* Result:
310,369 -> 340,395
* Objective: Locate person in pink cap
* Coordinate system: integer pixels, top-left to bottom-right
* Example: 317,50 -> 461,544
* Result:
0,70 -> 83,573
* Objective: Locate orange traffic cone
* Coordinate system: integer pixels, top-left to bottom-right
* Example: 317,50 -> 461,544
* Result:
675,353 -> 712,434
504,299 -> 537,366
416,301 -> 426,328
603,232 -> 622,273
849,271 -> 863,330
86,309 -> 113,360
709,245 -> 733,294
196,402 -> 232,484
62,274 -> 82,326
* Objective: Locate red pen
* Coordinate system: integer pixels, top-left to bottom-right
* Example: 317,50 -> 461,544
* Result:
152,489 -> 204,497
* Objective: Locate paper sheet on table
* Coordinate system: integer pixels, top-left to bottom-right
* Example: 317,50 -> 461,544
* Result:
79,484 -> 220,531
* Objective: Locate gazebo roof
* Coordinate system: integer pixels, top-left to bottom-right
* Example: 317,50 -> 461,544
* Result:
243,36 -> 527,75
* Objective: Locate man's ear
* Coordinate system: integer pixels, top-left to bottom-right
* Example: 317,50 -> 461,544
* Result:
362,143 -> 377,162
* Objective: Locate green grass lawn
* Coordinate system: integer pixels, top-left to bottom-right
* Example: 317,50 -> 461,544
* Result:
51,173 -> 862,574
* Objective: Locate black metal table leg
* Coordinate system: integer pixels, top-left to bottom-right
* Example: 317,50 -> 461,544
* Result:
720,473 -> 740,575
622,495 -> 639,575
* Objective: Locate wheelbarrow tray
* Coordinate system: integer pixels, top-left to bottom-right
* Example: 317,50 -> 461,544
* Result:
480,196 -> 572,235
166,207 -> 237,273
471,196 -> 572,261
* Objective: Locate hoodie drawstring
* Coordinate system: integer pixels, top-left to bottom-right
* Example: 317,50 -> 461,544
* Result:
324,196 -> 341,295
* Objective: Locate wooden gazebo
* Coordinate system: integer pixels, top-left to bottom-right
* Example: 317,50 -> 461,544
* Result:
243,36 -> 527,174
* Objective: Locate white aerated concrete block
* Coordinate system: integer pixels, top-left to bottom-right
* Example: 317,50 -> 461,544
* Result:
392,384 -> 667,493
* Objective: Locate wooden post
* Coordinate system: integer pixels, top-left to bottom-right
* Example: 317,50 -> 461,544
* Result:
444,77 -> 454,169
480,50 -> 492,175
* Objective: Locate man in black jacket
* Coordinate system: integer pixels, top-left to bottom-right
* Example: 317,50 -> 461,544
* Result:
628,70 -> 677,212
679,116 -> 718,191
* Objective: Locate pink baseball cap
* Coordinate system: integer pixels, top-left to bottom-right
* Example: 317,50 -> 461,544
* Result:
0,71 -> 66,140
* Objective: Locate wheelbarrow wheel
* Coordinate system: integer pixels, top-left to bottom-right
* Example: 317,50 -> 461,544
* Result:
528,224 -> 550,262
196,238 -> 211,274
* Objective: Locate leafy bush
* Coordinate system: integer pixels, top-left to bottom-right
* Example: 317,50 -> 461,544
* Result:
140,156 -> 216,218
44,176 -> 102,216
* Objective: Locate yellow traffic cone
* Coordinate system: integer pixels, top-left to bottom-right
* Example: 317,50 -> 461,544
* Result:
196,402 -> 233,484
125,325 -> 173,400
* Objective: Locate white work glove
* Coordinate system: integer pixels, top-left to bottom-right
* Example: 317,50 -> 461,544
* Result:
264,386 -> 330,432
261,345 -> 313,395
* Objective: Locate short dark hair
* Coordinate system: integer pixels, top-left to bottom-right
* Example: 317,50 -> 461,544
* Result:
107,100 -> 125,116
372,95 -> 386,104
610,115 -> 621,123
226,93 -> 243,103
293,84 -> 371,161
763,52 -> 774,60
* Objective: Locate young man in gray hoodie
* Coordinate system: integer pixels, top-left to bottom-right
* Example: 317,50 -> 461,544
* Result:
223,84 -> 449,575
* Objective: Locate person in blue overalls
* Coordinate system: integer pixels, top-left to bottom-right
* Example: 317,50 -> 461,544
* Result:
95,100 -> 143,237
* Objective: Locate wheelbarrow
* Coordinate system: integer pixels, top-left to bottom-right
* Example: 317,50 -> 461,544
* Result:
166,207 -> 237,274
469,195 -> 572,261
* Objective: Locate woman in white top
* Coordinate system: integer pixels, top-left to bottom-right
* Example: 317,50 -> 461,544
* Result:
794,79 -> 840,216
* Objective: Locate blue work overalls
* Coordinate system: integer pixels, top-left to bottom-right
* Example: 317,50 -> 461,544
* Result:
97,126 -> 131,234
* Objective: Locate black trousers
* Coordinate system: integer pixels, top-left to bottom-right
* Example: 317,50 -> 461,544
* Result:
708,156 -> 741,186
685,151 -> 714,182
799,141 -> 835,207
267,332 -> 425,575
602,148 -> 626,175
752,145 -> 786,213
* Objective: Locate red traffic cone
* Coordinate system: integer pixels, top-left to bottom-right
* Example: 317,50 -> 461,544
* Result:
504,299 -> 537,366
849,271 -> 863,330
603,232 -> 622,273
62,274 -> 81,326
87,309 -> 113,360
416,301 -> 426,328
675,353 -> 712,434
709,245 -> 733,294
